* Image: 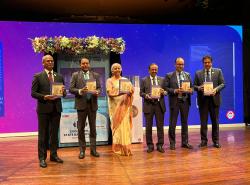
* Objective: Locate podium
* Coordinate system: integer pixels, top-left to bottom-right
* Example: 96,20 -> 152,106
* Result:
131,76 -> 143,143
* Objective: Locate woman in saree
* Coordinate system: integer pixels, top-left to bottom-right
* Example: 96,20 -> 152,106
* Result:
106,63 -> 134,156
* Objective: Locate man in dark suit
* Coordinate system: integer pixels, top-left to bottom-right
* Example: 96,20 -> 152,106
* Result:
31,54 -> 66,168
69,57 -> 101,158
194,55 -> 225,148
164,57 -> 193,150
140,63 -> 166,153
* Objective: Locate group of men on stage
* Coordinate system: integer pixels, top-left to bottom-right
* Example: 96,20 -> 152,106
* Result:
31,54 -> 225,168
32,55 -> 101,168
140,56 -> 225,153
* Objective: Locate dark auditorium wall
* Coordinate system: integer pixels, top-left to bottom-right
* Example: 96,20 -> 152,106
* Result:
243,26 -> 250,124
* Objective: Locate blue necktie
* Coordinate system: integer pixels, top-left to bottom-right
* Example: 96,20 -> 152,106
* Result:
83,73 -> 88,80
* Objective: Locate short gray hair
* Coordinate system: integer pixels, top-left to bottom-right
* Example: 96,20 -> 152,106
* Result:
111,63 -> 122,73
42,55 -> 53,62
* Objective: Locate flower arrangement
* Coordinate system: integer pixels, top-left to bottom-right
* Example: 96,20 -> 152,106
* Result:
30,36 -> 125,55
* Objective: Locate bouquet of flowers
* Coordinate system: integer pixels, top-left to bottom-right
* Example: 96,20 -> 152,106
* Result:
30,36 -> 125,55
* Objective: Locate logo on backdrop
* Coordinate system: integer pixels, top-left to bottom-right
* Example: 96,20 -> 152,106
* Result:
226,110 -> 235,120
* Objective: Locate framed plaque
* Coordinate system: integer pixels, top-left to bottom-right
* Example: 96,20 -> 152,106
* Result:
151,85 -> 161,99
86,79 -> 96,93
51,82 -> 64,97
181,81 -> 190,92
204,82 -> 214,96
119,79 -> 131,94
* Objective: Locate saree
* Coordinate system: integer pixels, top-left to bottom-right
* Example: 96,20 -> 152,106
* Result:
106,77 -> 133,156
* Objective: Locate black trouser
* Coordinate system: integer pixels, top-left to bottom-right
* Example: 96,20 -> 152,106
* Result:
77,102 -> 97,152
144,102 -> 164,148
169,99 -> 190,145
38,111 -> 61,160
199,97 -> 220,144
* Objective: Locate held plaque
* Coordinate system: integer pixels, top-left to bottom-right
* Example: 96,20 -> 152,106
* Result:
151,85 -> 161,99
51,82 -> 64,97
119,79 -> 131,94
204,82 -> 214,96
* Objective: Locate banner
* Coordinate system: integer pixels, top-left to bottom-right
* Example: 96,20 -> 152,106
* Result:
131,76 -> 143,143
58,53 -> 110,147
60,112 -> 109,144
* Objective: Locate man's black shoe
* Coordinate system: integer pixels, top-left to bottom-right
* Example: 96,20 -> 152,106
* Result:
198,142 -> 207,148
147,147 -> 154,153
170,144 -> 176,150
90,150 -> 100,157
213,143 -> 221,148
157,146 -> 165,153
39,160 -> 47,168
79,151 -> 85,159
181,143 -> 193,149
50,156 -> 63,163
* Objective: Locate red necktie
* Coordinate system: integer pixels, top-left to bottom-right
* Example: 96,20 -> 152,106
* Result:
48,71 -> 53,82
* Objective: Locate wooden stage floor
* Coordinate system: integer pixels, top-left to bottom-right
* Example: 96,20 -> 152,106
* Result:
0,126 -> 250,185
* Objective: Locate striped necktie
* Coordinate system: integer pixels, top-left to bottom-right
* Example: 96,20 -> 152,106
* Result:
152,77 -> 156,85
179,72 -> 182,88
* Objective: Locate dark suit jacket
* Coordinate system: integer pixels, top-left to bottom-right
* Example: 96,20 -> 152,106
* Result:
164,71 -> 192,108
31,71 -> 66,113
194,68 -> 225,107
140,76 -> 166,113
69,70 -> 101,111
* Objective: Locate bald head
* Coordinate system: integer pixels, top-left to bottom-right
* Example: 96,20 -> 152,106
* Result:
175,57 -> 184,72
42,55 -> 54,71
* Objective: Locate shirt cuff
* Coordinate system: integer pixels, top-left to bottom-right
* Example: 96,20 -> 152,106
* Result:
79,89 -> 83,95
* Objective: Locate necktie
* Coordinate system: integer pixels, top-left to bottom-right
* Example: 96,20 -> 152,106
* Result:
206,70 -> 210,82
179,72 -> 182,88
84,72 -> 91,100
48,71 -> 53,82
178,72 -> 183,99
152,77 -> 156,85
83,72 -> 88,80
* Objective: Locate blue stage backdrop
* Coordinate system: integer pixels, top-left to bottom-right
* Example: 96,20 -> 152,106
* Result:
0,21 -> 243,133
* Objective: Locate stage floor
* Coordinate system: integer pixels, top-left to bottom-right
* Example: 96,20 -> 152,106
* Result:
0,126 -> 250,185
